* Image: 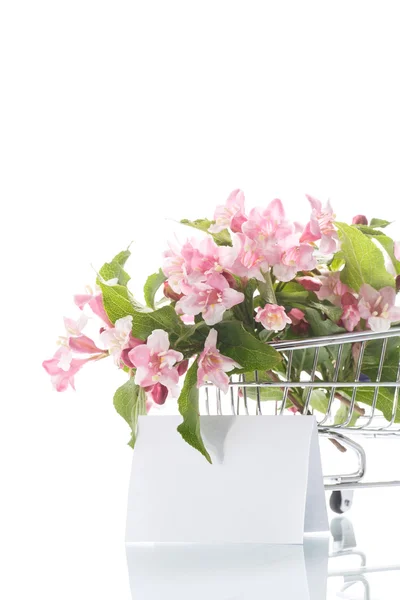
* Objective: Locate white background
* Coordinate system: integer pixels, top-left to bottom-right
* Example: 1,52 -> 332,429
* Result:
1,1 -> 400,598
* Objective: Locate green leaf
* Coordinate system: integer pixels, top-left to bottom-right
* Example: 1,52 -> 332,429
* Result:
334,403 -> 360,427
370,218 -> 392,228
340,336 -> 400,422
144,269 -> 167,309
98,281 -> 136,323
99,279 -> 185,344
329,251 -> 345,271
276,282 -> 309,304
215,321 -> 282,373
98,249 -> 131,286
306,389 -> 329,414
303,307 -> 345,337
177,362 -> 212,463
335,222 -> 395,291
370,234 -> 400,276
180,218 -> 232,246
99,282 -> 136,323
130,305 -> 184,342
113,379 -> 146,448
309,301 -> 343,322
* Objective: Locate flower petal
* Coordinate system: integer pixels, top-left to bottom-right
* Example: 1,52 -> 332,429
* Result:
129,344 -> 151,368
146,329 -> 170,354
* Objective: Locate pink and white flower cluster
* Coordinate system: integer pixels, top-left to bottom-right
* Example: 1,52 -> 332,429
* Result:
163,236 -> 245,325
42,291 -> 109,392
162,190 -> 338,327
297,271 -> 400,333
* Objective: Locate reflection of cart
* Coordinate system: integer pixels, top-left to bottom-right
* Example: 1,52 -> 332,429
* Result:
200,327 -> 400,513
329,517 -> 400,599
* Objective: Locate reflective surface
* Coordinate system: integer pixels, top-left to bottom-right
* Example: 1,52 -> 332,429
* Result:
127,490 -> 400,599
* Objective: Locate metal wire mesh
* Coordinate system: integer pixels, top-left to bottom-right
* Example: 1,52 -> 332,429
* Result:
200,327 -> 400,437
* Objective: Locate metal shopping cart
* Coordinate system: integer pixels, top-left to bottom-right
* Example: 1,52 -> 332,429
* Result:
200,327 -> 400,514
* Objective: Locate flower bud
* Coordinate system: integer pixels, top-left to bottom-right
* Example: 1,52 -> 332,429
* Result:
151,383 -> 169,405
396,275 -> 400,292
177,359 -> 189,376
222,272 -> 237,288
296,276 -> 322,292
163,281 -> 183,302
352,215 -> 368,225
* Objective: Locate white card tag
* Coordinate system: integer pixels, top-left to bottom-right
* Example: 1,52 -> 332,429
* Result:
126,415 -> 328,545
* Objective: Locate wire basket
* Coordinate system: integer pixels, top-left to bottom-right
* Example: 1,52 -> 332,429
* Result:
200,326 -> 400,509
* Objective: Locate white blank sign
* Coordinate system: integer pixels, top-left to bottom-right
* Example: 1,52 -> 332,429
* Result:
126,415 -> 328,545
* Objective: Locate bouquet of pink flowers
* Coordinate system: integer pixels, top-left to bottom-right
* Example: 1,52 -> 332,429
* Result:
43,191 -> 400,461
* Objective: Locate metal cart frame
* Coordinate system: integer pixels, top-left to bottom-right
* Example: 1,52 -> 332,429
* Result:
201,326 -> 400,511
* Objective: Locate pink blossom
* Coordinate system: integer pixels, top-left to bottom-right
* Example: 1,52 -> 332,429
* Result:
68,335 -> 104,354
272,234 -> 317,282
255,304 -> 292,332
242,199 -> 293,244
163,236 -> 237,294
340,293 -> 360,332
129,329 -> 183,397
230,234 -> 271,281
394,241 -> 400,261
162,239 -> 187,294
64,314 -> 88,336
197,329 -> 241,394
42,348 -> 92,392
176,272 -> 245,326
358,284 -> 400,332
100,315 -> 134,364
300,195 -> 338,254
315,271 -> 348,306
74,291 -> 113,327
288,308 -> 306,325
209,189 -> 247,234
296,276 -> 322,292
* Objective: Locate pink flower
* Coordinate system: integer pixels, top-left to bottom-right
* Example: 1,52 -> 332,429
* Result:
68,335 -> 104,354
162,239 -> 188,294
74,291 -> 113,327
129,329 -> 183,397
176,272 -> 245,326
394,241 -> 400,261
230,234 -> 271,281
255,304 -> 292,332
300,195 -> 338,254
197,329 -> 241,394
296,276 -> 322,292
272,234 -> 317,282
42,348 -> 92,392
315,271 -> 348,306
64,314 -> 88,336
209,189 -> 247,233
100,315 -> 134,364
340,293 -> 360,332
163,236 -> 237,294
242,199 -> 293,245
358,284 -> 400,332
